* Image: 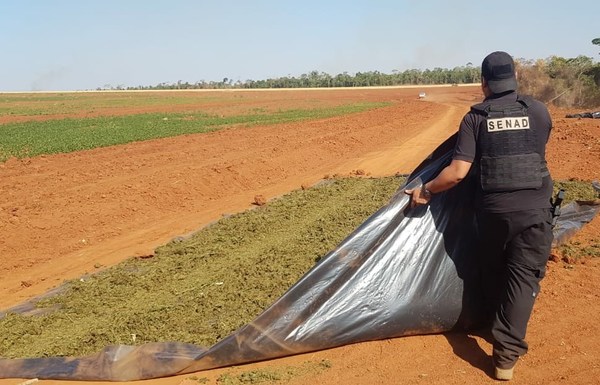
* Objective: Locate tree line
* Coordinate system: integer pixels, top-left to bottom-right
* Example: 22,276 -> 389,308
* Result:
103,40 -> 600,108
107,66 -> 481,91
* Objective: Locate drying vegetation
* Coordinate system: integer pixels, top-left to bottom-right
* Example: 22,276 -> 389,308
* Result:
0,175 -> 596,360
553,180 -> 598,203
558,240 -> 600,260
213,360 -> 331,385
182,359 -> 331,385
553,181 -> 600,260
0,176 -> 402,358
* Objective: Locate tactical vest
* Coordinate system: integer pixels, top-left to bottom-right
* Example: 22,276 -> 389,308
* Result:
470,96 -> 548,193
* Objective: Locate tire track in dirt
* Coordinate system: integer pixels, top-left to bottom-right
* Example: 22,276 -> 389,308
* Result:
333,102 -> 466,176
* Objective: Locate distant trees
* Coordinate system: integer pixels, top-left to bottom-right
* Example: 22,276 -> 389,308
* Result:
98,54 -> 599,107
114,66 -> 481,92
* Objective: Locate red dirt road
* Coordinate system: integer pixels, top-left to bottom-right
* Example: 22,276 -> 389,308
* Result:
1,86 -> 599,384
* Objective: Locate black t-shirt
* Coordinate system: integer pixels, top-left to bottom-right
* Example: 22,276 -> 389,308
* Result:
453,92 -> 553,213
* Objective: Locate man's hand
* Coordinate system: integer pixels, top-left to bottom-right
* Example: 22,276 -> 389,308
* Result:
405,186 -> 432,208
404,159 -> 472,209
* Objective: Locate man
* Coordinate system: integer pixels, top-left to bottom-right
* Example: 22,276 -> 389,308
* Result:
405,51 -> 553,381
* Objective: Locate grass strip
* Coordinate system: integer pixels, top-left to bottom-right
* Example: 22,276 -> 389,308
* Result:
0,102 -> 388,161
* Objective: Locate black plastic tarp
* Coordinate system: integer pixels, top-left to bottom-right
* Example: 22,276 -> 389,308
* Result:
1,134 -> 598,381
565,111 -> 600,119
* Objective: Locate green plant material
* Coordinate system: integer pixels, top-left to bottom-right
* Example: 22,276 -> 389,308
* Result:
557,239 -> 600,260
1,177 -> 594,359
216,360 -> 331,384
553,180 -> 600,261
0,102 -> 389,162
553,180 -> 598,203
0,176 -> 402,358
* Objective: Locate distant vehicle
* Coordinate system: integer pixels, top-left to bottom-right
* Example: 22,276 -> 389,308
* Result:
418,92 -> 427,99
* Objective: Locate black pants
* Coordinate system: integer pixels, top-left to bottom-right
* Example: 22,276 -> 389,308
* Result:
477,208 -> 553,369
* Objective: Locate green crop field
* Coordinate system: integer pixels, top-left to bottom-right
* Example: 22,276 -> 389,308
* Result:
0,92 -> 250,116
0,100 -> 389,161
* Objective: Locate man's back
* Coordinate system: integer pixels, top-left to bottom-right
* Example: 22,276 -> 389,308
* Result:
453,91 -> 553,213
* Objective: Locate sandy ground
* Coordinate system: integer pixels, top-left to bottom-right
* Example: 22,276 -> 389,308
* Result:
1,86 -> 599,384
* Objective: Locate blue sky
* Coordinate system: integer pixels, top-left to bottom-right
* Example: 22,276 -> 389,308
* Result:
1,0 -> 598,91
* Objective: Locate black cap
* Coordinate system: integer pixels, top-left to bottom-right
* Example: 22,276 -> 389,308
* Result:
481,51 -> 517,94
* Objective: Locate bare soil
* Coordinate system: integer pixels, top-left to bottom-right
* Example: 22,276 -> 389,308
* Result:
1,86 -> 599,385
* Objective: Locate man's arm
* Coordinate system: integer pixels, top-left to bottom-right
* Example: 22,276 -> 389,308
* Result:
405,159 -> 472,208
405,112 -> 478,208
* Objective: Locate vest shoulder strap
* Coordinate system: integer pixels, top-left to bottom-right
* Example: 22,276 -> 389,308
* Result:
516,94 -> 533,107
470,102 -> 489,116
470,95 -> 531,118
